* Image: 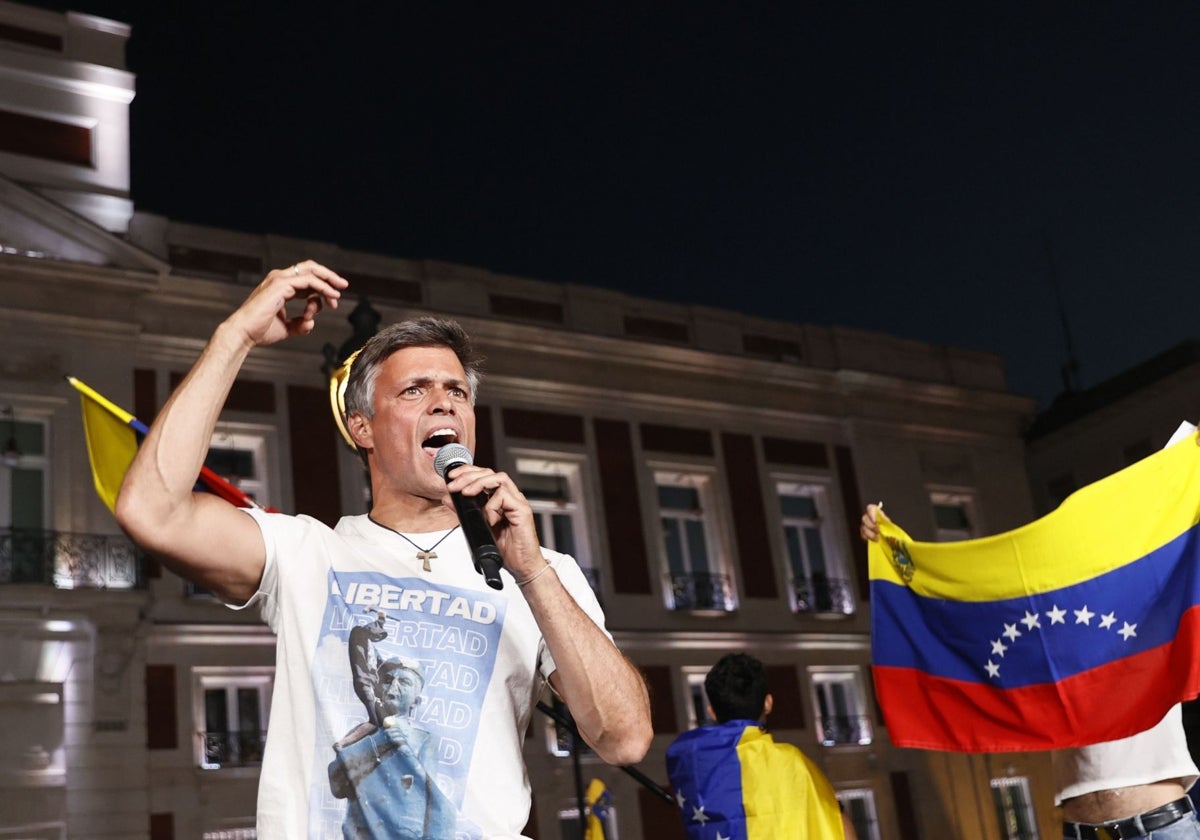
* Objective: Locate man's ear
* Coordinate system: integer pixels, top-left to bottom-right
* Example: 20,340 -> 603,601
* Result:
762,693 -> 774,720
347,413 -> 373,450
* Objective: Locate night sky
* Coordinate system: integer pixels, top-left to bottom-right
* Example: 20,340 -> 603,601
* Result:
30,2 -> 1200,408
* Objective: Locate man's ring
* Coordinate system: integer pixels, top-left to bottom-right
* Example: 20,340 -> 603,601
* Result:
292,265 -> 300,276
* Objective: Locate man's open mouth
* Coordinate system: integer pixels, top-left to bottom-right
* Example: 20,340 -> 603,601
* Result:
422,429 -> 459,452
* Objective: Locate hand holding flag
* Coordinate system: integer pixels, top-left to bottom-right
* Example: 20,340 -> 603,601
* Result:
869,428 -> 1200,752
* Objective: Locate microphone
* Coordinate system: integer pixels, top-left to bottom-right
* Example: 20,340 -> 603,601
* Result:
433,443 -> 504,590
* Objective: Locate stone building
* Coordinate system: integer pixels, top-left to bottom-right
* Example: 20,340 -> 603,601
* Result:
0,3 -> 1055,838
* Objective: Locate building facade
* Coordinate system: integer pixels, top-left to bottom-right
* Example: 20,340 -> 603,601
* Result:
1,4 -> 1058,838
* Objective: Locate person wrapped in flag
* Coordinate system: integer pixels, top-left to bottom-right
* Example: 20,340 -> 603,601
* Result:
665,652 -> 856,840
861,419 -> 1200,840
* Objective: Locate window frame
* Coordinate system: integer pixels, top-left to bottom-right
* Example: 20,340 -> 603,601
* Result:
837,787 -> 881,840
651,463 -> 736,613
192,667 -> 274,771
990,775 -> 1040,840
773,474 -> 854,616
808,666 -> 873,747
928,487 -> 979,542
0,411 -> 50,531
681,666 -> 715,731
511,449 -> 595,571
207,422 -> 280,509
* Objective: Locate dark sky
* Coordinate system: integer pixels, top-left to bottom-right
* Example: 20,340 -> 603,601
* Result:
33,2 -> 1200,407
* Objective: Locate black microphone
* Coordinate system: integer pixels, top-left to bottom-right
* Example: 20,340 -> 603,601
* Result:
433,443 -> 504,590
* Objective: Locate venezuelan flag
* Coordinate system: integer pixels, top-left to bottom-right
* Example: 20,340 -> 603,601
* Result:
69,376 -> 142,512
68,376 -> 267,513
665,721 -> 845,839
584,778 -> 612,840
870,428 -> 1200,752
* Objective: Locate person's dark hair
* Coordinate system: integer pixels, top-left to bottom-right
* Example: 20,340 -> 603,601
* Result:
704,652 -> 768,723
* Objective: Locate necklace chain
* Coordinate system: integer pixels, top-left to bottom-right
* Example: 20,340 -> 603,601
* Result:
369,516 -> 460,571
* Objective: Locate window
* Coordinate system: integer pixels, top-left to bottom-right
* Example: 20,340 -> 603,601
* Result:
682,667 -> 716,730
991,776 -> 1039,840
777,480 -> 853,616
655,470 -> 734,612
207,425 -> 274,505
203,829 -> 257,840
194,669 -> 273,769
1,412 -> 49,584
929,490 -> 977,542
544,694 -> 592,759
515,455 -> 595,589
837,789 -> 880,840
810,669 -> 872,746
558,800 -> 618,840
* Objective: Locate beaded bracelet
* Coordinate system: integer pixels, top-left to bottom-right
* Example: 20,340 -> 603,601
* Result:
517,562 -> 556,587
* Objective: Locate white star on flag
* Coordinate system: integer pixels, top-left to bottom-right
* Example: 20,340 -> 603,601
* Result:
1046,605 -> 1067,624
1119,622 -> 1138,640
1074,605 -> 1094,625
1003,623 -> 1022,641
1021,610 -> 1041,630
692,805 -> 709,825
991,638 -> 1007,657
986,660 -> 1000,678
675,791 -> 686,809
716,833 -> 731,840
1100,612 -> 1117,629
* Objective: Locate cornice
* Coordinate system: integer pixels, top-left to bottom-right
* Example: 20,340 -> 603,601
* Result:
0,305 -> 140,341
610,629 -> 871,653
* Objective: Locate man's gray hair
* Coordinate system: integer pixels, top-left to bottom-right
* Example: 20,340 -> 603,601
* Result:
343,317 -> 484,421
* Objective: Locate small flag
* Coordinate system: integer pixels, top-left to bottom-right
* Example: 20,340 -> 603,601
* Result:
584,778 -> 612,840
870,427 -> 1200,751
68,376 -> 270,513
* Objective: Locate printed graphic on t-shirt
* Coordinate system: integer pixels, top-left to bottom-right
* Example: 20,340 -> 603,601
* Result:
308,570 -> 506,839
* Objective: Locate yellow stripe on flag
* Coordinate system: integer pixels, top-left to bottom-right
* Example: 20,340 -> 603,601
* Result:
737,726 -> 845,839
869,428 -> 1200,600
72,378 -> 139,513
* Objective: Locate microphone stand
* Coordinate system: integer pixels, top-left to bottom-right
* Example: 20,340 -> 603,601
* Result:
535,700 -> 674,810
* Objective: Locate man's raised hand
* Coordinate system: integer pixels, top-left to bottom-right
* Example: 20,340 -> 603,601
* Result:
227,260 -> 348,348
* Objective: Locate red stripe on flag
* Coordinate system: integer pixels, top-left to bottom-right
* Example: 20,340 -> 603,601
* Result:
873,606 -> 1200,752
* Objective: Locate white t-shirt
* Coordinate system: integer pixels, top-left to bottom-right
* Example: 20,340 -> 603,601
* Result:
1053,704 -> 1199,805
237,510 -> 610,839
1053,420 -> 1200,804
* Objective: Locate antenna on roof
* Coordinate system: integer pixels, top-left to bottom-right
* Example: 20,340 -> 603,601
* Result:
1044,230 -> 1081,395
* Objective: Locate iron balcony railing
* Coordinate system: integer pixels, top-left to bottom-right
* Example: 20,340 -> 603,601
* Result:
666,570 -> 736,613
817,714 -> 873,746
201,729 -> 267,768
791,574 -> 856,615
0,527 -> 143,590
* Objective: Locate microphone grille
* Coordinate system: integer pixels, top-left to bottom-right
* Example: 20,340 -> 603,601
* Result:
433,443 -> 474,479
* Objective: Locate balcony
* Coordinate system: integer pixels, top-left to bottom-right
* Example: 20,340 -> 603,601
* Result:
201,729 -> 267,769
0,527 -> 143,590
817,714 -> 873,746
791,574 -> 855,616
666,570 -> 736,613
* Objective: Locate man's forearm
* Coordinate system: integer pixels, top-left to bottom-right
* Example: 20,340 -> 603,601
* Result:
114,322 -> 264,599
525,572 -> 652,766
